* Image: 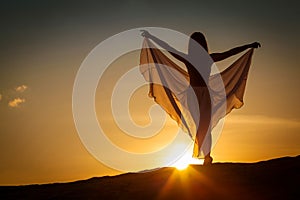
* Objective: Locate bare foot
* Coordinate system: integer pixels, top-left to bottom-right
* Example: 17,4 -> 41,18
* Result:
203,156 -> 213,165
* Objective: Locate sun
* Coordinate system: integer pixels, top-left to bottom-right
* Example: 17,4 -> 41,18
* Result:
174,161 -> 189,170
171,152 -> 202,170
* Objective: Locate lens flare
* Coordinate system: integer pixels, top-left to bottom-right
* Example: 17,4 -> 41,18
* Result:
171,149 -> 203,170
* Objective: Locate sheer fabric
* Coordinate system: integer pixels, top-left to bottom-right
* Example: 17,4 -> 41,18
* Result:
140,38 -> 254,157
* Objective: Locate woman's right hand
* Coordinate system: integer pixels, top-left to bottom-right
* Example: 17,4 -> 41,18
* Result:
249,42 -> 261,48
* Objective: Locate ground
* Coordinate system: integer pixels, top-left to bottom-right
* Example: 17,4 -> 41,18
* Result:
1,155 -> 299,200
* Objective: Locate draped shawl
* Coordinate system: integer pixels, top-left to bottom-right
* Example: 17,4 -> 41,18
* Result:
139,38 -> 254,157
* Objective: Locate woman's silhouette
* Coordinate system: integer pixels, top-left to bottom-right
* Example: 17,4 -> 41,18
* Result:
141,30 -> 260,165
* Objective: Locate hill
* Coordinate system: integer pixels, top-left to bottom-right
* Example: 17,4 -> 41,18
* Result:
1,155 -> 299,200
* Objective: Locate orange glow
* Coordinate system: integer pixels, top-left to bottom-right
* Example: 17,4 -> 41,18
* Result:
172,149 -> 203,170
156,165 -> 216,199
174,162 -> 189,170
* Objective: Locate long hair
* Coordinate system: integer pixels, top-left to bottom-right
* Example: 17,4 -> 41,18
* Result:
188,32 -> 208,54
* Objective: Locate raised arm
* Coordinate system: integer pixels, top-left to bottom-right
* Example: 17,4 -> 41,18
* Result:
140,30 -> 187,63
210,42 -> 261,62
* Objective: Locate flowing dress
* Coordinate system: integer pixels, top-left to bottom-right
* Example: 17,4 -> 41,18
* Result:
139,38 -> 254,158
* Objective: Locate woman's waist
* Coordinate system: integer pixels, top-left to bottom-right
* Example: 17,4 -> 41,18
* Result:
189,73 -> 209,86
190,79 -> 208,87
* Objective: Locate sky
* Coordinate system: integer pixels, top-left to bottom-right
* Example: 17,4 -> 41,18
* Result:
0,0 -> 299,185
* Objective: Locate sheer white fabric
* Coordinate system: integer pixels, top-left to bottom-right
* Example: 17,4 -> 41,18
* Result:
140,38 -> 254,157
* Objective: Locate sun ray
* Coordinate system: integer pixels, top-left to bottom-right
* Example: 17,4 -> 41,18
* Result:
171,149 -> 203,170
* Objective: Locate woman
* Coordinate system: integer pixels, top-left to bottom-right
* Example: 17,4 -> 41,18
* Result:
140,30 -> 261,165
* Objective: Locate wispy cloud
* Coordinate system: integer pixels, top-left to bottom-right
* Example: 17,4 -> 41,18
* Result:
15,85 -> 28,92
8,98 -> 26,108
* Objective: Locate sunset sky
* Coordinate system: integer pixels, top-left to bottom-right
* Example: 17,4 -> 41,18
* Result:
0,0 -> 299,185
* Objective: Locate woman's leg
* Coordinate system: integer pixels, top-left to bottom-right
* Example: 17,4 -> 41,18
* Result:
203,133 -> 213,165
193,88 -> 213,164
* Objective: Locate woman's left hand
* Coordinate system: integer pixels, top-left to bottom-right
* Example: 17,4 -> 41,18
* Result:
140,30 -> 151,38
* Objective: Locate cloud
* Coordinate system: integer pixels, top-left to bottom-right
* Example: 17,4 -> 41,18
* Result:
8,98 -> 26,108
15,85 -> 28,92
